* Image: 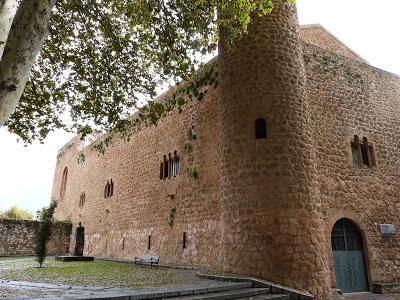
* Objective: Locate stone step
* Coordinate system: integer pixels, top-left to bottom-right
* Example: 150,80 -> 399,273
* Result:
164,288 -> 271,300
180,281 -> 253,295
235,294 -> 291,300
127,282 -> 254,300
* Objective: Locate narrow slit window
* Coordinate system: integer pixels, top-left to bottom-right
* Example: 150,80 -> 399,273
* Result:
168,153 -> 172,179
79,192 -> 86,207
104,183 -> 108,198
148,235 -> 151,251
60,167 -> 68,198
106,181 -> 110,198
110,179 -> 114,197
361,137 -> 375,167
173,151 -> 180,177
171,158 -> 175,177
255,118 -> 267,139
183,232 -> 187,249
163,155 -> 168,179
361,145 -> 370,167
351,136 -> 362,167
160,162 -> 164,180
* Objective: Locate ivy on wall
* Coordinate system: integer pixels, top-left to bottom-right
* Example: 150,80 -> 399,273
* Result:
56,142 -> 74,163
78,61 -> 219,160
303,51 -> 364,85
168,207 -> 176,228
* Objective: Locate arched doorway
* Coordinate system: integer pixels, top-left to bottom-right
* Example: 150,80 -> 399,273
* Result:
331,218 -> 368,293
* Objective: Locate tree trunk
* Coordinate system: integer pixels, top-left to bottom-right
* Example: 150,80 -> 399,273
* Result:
0,0 -> 57,126
0,0 -> 18,60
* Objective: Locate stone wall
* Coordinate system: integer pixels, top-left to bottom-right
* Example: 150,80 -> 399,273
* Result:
52,77 -> 223,268
0,219 -> 72,256
304,42 -> 400,290
51,4 -> 400,299
217,2 -> 330,297
300,24 -> 367,63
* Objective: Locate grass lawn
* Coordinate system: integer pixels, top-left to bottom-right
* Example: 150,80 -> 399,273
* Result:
0,257 -> 187,288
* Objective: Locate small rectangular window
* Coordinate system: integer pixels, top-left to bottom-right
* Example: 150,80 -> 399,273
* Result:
255,118 -> 267,139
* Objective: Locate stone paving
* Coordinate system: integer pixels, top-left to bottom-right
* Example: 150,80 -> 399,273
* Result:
344,292 -> 400,300
1,258 -> 400,300
329,292 -> 400,300
0,268 -> 233,299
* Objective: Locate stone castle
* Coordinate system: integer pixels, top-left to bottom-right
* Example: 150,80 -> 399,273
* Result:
51,1 -> 400,298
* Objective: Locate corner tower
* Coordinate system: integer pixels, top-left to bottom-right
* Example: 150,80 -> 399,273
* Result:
218,1 -> 330,297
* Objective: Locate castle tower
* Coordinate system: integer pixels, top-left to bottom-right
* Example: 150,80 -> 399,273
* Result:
218,1 -> 330,297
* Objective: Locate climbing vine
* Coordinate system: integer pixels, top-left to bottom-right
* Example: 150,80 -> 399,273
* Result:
184,124 -> 199,180
56,142 -> 74,163
188,166 -> 198,179
77,152 -> 86,164
303,50 -> 364,85
85,61 -> 218,157
168,207 -> 176,228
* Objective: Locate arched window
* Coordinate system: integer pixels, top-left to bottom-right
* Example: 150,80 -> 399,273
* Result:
173,150 -> 180,177
255,118 -> 267,139
160,152 -> 180,180
60,167 -> 68,198
168,153 -> 172,179
351,136 -> 376,167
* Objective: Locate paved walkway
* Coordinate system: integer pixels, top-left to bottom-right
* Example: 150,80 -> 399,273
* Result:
344,292 -> 400,300
328,292 -> 400,300
0,269 -> 236,299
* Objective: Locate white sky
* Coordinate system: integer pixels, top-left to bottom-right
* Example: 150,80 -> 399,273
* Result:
1,0 -> 399,214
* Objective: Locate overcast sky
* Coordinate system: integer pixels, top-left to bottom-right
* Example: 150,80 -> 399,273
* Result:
1,0 -> 399,215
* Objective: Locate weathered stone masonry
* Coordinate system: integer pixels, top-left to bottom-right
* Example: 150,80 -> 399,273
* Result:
0,219 -> 71,256
51,1 -> 400,298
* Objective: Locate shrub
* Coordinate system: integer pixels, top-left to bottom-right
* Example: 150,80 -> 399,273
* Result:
34,202 -> 57,268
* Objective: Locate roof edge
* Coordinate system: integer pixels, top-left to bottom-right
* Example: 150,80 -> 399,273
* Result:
300,23 -> 369,64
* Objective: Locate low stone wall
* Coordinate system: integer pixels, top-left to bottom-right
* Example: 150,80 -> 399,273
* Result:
0,219 -> 71,256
